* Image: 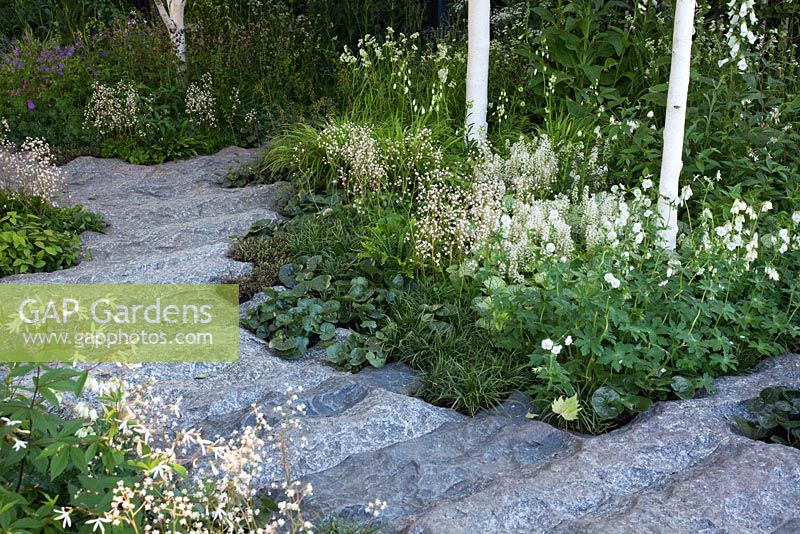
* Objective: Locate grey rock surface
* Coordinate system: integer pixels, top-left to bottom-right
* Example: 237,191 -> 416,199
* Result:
306,354 -> 800,534
4,149 -> 800,533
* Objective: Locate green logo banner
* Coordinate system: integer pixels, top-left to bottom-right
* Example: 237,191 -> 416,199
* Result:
0,285 -> 239,362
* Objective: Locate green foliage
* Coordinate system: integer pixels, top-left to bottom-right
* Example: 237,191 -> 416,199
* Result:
0,192 -> 105,277
243,253 -> 393,363
0,211 -> 81,275
0,364 -> 127,531
229,233 -> 291,301
736,387 -> 800,448
0,0 -> 128,40
0,191 -> 106,234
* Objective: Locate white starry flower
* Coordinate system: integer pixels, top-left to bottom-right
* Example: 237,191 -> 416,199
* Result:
604,273 -> 621,289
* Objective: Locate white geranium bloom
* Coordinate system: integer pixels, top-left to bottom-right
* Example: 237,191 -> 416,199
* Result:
551,344 -> 563,355
541,338 -> 554,351
564,335 -> 573,346
604,273 -> 621,289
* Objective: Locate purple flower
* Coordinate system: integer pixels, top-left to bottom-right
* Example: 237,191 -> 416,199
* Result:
99,50 -> 108,57
12,49 -> 19,56
27,101 -> 35,110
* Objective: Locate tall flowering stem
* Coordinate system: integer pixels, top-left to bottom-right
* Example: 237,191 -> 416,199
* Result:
154,0 -> 187,63
657,0 -> 695,250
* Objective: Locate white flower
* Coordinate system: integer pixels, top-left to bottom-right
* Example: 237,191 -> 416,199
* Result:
765,265 -> 780,281
541,338 -> 554,351
545,242 -> 556,254
86,518 -> 109,533
551,344 -> 563,355
715,226 -> 728,237
641,178 -> 653,190
646,110 -> 654,119
1,417 -> 21,426
680,185 -> 693,202
737,57 -> 747,71
792,212 -> 800,224
564,335 -> 573,346
54,508 -> 72,529
12,438 -> 27,451
761,201 -> 772,212
604,272 -> 621,289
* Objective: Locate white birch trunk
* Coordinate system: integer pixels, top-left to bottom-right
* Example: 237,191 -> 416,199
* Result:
466,0 -> 490,142
657,0 -> 695,250
155,0 -> 187,63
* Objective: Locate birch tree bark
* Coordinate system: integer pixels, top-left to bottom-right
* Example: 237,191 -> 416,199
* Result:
466,0 -> 490,142
657,0 -> 696,250
155,0 -> 187,63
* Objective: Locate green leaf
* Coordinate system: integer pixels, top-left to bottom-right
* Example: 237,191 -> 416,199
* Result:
49,448 -> 69,480
551,395 -> 582,422
309,275 -> 332,292
591,387 -> 623,420
671,376 -> 696,400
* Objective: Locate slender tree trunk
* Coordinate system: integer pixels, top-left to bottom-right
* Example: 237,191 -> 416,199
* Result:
657,0 -> 695,250
466,0 -> 490,142
155,0 -> 187,63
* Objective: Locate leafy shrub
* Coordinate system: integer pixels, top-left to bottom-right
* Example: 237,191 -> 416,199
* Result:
737,387 -> 800,448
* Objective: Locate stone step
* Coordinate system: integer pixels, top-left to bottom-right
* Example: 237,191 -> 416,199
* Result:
301,354 -> 800,533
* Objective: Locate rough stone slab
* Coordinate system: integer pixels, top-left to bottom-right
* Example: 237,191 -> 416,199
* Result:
400,354 -> 800,534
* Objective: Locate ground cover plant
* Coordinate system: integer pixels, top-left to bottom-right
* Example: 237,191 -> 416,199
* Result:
737,386 -> 800,448
0,118 -> 106,276
236,0 -> 800,434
